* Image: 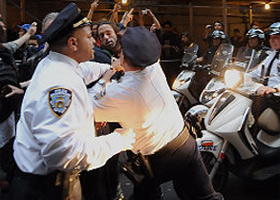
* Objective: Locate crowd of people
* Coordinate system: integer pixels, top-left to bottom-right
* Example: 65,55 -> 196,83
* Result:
0,1 -> 279,200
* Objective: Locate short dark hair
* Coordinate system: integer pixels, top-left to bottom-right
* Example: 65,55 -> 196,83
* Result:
214,20 -> 224,28
48,29 -> 74,48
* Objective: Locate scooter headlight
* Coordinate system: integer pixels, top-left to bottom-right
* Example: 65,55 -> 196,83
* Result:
200,88 -> 225,105
224,69 -> 243,89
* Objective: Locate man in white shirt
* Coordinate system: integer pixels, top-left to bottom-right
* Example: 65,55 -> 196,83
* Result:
247,22 -> 280,120
9,3 -> 135,200
89,26 -> 223,200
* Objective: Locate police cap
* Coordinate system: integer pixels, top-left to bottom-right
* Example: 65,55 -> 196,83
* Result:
40,3 -> 91,44
121,26 -> 161,68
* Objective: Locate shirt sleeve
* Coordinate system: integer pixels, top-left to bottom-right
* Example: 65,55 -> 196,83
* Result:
79,61 -> 111,85
25,83 -> 130,172
248,64 -> 262,81
2,42 -> 19,53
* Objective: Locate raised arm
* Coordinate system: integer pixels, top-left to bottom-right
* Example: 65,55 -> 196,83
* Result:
120,8 -> 134,27
109,2 -> 121,23
87,0 -> 99,21
147,9 -> 161,30
13,22 -> 37,48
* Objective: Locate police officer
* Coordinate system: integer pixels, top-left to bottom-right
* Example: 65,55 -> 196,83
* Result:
247,22 -> 280,123
238,28 -> 270,68
89,26 -> 223,200
248,23 -> 280,91
197,30 -> 228,65
8,3 -> 135,200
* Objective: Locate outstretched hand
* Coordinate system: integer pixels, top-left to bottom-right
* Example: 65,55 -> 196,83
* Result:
111,57 -> 124,72
256,86 -> 278,97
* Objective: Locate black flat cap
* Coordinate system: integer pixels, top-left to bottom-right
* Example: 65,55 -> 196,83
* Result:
40,3 -> 91,44
121,26 -> 161,67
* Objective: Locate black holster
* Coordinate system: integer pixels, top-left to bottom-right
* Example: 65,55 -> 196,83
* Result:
56,170 -> 81,200
121,150 -> 153,185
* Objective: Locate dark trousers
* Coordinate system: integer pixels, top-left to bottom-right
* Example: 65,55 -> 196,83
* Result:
9,169 -> 62,200
252,95 -> 280,119
0,137 -> 15,182
8,166 -> 81,200
131,136 -> 223,200
251,95 -> 280,134
80,153 -> 120,200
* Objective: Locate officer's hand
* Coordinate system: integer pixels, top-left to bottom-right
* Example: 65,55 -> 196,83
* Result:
114,128 -> 136,150
111,57 -> 124,72
256,86 -> 277,97
102,68 -> 116,83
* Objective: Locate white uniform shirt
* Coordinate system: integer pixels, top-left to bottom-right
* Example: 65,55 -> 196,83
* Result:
89,62 -> 185,155
248,50 -> 280,88
14,51 -> 130,175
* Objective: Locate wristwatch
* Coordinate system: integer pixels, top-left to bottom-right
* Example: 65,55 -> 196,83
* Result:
98,78 -> 106,86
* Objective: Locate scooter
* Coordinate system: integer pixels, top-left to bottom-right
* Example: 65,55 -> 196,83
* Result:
180,43 -> 233,137
194,69 -> 280,191
171,43 -> 201,114
185,46 -> 256,138
172,42 -> 235,115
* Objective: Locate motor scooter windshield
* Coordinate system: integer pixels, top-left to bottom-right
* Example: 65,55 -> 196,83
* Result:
234,47 -> 258,72
181,43 -> 199,68
210,43 -> 234,74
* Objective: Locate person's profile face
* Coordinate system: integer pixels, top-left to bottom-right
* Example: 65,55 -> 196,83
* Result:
213,38 -> 221,47
91,24 -> 98,38
98,24 -> 118,50
28,39 -> 39,48
269,35 -> 280,51
181,35 -> 189,44
248,37 -> 259,49
73,25 -> 95,63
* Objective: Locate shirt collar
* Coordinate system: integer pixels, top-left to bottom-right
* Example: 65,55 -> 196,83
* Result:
48,51 -> 79,67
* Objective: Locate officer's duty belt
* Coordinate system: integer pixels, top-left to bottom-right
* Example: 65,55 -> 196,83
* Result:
153,126 -> 189,157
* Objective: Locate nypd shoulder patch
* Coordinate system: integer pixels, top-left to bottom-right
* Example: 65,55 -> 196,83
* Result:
48,87 -> 73,118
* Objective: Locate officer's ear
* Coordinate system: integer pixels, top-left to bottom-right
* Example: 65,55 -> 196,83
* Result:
68,37 -> 78,51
